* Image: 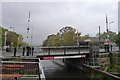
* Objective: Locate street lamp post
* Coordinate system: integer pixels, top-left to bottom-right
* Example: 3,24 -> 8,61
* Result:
10,27 -> 15,47
4,31 -> 8,52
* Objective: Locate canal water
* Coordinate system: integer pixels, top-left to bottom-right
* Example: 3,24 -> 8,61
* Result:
41,60 -> 89,80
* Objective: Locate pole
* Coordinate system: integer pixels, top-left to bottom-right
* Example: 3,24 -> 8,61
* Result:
10,27 -> 15,48
98,26 -> 101,66
106,15 -> 113,68
98,26 -> 100,45
27,11 -> 31,39
4,35 -> 7,51
106,15 -> 109,52
30,25 -> 33,56
109,22 -> 114,52
77,30 -> 79,46
27,11 -> 31,46
4,31 -> 8,52
17,37 -> 19,50
77,30 -> 80,54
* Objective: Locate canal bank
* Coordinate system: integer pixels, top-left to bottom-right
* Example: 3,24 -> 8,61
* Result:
64,58 -> 120,80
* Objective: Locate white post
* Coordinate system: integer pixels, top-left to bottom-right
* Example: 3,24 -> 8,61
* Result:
4,31 -> 8,52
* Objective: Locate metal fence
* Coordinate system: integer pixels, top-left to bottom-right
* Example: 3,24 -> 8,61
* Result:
2,46 -> 90,57
34,46 -> 90,56
0,58 -> 43,80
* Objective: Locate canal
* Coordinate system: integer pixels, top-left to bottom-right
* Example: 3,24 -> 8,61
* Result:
41,60 -> 89,80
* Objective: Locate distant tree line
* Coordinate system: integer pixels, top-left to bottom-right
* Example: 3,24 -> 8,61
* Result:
42,26 -> 120,47
42,26 -> 90,47
0,26 -> 27,47
96,31 -> 120,46
96,31 -> 118,43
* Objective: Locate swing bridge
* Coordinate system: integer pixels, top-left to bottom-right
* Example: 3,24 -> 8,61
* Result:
1,44 -> 120,80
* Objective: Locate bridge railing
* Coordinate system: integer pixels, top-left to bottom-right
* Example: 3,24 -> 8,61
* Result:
99,45 -> 119,53
2,46 -> 90,57
34,46 -> 90,56
0,58 -> 42,80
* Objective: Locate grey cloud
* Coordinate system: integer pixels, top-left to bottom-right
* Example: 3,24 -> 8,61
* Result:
2,2 -> 118,45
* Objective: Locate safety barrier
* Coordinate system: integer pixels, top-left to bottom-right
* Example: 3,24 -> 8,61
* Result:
2,46 -> 90,57
0,58 -> 42,80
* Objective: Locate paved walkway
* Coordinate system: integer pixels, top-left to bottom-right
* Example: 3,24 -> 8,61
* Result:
2,51 -> 22,57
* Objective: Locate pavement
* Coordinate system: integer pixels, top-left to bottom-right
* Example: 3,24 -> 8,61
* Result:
2,51 -> 22,57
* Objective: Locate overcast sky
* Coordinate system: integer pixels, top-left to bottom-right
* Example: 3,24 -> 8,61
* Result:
2,2 -> 118,46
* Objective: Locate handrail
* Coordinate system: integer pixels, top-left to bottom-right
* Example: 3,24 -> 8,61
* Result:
1,58 -> 41,79
39,45 -> 90,49
2,61 -> 38,64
